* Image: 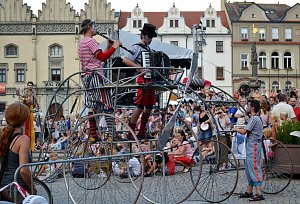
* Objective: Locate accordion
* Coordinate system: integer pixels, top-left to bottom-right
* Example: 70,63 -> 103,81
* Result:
141,51 -> 170,81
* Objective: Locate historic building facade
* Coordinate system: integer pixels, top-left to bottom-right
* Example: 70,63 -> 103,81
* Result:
119,3 -> 232,94
225,1 -> 300,93
0,0 -> 117,117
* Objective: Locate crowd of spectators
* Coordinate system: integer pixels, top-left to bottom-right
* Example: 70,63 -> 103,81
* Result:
29,86 -> 300,179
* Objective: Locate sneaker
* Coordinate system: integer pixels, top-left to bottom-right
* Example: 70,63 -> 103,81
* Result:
249,194 -> 265,201
239,192 -> 253,198
182,168 -> 190,173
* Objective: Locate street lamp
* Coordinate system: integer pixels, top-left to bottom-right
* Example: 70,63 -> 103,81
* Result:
193,23 -> 206,79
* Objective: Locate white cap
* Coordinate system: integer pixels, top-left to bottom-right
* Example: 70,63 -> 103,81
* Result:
22,195 -> 48,204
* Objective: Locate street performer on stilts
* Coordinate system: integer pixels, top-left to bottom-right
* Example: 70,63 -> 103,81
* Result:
78,19 -> 121,143
123,23 -> 158,140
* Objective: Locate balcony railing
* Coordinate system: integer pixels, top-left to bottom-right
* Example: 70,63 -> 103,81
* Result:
42,81 -> 66,88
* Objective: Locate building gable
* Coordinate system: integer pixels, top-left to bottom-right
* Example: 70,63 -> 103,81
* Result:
80,0 -> 115,22
0,0 -> 32,21
38,0 -> 76,21
238,4 -> 270,22
281,3 -> 300,22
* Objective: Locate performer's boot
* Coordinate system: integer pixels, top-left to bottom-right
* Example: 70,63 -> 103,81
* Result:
88,112 -> 98,143
126,123 -> 137,140
137,112 -> 151,140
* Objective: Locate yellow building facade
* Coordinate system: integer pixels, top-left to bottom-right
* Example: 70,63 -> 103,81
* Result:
225,2 -> 300,93
0,0 -> 117,118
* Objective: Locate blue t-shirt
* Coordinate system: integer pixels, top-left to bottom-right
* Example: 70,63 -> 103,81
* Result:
227,106 -> 237,124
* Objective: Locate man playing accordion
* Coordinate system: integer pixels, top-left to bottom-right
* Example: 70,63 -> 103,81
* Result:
123,23 -> 158,140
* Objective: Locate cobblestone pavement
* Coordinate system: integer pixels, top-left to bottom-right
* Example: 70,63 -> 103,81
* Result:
37,169 -> 300,204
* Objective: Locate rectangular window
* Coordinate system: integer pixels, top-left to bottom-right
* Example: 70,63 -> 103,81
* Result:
175,20 -> 179,27
240,54 -> 248,69
211,20 -> 215,27
138,20 -> 142,28
170,41 -> 178,46
216,41 -> 223,53
133,20 -> 137,28
0,64 -> 7,83
285,28 -> 292,41
0,102 -> 5,112
0,69 -> 6,83
241,28 -> 248,40
16,69 -> 25,82
258,28 -> 266,41
170,20 -> 173,27
206,20 -> 210,28
15,63 -> 26,83
296,29 -> 300,37
51,69 -> 61,81
272,28 -> 279,40
216,67 -> 224,80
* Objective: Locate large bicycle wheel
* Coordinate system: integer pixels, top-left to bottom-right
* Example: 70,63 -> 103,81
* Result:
135,144 -> 202,204
33,177 -> 53,204
190,139 -> 239,203
64,113 -> 144,204
262,138 -> 293,194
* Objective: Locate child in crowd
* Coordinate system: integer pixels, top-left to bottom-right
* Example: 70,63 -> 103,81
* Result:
269,114 -> 280,139
37,152 -> 61,181
280,112 -> 288,125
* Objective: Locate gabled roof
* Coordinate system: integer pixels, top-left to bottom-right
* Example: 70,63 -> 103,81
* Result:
280,3 -> 300,21
118,11 -> 229,29
225,2 -> 290,22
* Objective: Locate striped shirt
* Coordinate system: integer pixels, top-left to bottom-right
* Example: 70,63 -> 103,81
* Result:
78,37 -> 103,74
126,43 -> 151,66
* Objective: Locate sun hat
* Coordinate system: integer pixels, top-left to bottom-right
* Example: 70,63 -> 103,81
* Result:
140,23 -> 157,37
22,195 -> 48,204
200,123 -> 209,131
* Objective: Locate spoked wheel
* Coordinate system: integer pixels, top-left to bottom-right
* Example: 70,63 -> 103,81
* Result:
191,139 -> 239,203
262,138 -> 293,194
63,113 -> 144,204
136,143 -> 202,204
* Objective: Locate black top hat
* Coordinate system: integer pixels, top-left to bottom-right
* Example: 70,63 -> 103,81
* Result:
140,23 -> 157,38
80,19 -> 95,34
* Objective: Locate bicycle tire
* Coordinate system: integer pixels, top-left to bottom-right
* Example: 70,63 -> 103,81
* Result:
33,177 -> 53,204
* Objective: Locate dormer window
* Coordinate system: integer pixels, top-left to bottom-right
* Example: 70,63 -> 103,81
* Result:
170,20 -> 178,28
133,20 -> 142,28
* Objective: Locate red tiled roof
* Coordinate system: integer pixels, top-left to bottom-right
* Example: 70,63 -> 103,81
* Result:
144,12 -> 166,28
118,11 -> 230,29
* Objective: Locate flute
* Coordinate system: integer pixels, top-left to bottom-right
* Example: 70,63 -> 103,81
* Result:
97,32 -> 134,55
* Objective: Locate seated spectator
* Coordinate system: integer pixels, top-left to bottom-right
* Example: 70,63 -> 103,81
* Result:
49,137 -> 61,151
169,131 -> 194,173
37,152 -> 61,181
119,157 -> 141,178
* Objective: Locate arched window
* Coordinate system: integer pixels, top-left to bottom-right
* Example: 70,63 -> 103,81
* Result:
50,45 -> 62,57
259,52 -> 266,68
271,52 -> 279,69
272,81 -> 279,93
283,52 -> 292,69
285,81 -> 292,90
5,44 -> 18,57
49,45 -> 63,81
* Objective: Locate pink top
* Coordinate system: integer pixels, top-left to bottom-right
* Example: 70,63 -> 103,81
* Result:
78,37 -> 103,74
